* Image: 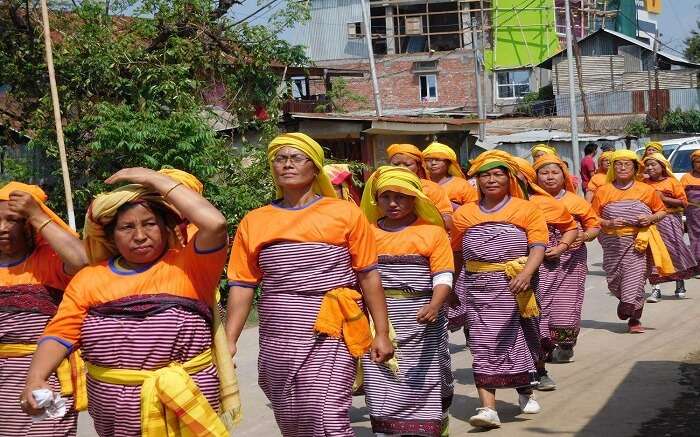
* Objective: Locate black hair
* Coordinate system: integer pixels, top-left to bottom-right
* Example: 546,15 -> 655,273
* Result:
584,143 -> 598,155
104,201 -> 176,238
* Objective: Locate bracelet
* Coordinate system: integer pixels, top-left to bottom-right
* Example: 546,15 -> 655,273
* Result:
163,182 -> 183,200
559,241 -> 570,250
37,218 -> 52,233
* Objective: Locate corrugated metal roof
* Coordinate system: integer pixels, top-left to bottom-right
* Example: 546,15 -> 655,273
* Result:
478,129 -> 628,150
346,106 -> 463,117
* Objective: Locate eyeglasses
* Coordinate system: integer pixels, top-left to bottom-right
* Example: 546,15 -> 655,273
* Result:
272,154 -> 311,166
613,161 -> 635,169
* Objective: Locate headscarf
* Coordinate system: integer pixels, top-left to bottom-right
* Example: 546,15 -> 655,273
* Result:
323,164 -> 358,204
387,143 -> 423,163
644,142 -> 663,154
691,150 -> 700,163
422,142 -> 466,179
467,150 -> 527,199
643,152 -> 677,181
158,168 -> 203,194
530,143 -> 557,159
360,166 -> 443,227
83,171 -> 199,264
596,151 -> 613,174
533,154 -> 576,193
267,132 -> 336,199
0,182 -> 77,244
606,149 -> 644,183
512,156 -> 553,197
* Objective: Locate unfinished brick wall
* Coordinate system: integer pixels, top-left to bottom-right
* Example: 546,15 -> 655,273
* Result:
311,51 -> 479,112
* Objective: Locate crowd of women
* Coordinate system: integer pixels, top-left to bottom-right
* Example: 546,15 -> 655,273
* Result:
0,132 -> 698,436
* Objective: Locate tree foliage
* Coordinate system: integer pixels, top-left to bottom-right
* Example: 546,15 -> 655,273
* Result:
0,0 -> 309,228
684,17 -> 700,64
662,109 -> 700,134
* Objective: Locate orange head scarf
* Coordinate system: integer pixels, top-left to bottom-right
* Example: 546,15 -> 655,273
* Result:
387,143 -> 426,178
533,154 -> 576,193
0,182 -> 76,245
596,151 -> 613,174
691,150 -> 700,163
467,150 -> 527,199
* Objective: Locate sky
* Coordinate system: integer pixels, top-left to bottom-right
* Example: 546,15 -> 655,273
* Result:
657,0 -> 699,55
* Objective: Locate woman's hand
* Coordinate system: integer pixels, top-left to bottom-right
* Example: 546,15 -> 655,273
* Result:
370,333 -> 394,363
8,191 -> 46,221
569,231 -> 585,250
604,218 -> 626,228
508,272 -> 532,295
105,167 -> 175,194
416,303 -> 440,324
637,215 -> 654,227
20,380 -> 52,417
544,243 -> 567,260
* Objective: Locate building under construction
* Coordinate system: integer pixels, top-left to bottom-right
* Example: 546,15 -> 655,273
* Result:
289,0 -> 661,115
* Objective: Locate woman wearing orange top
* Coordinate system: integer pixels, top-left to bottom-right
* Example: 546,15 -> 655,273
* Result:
360,166 -> 454,436
643,153 -> 696,301
452,150 -> 546,429
387,143 -> 453,231
513,156 -> 577,390
324,163 -> 360,204
585,151 -> 613,202
0,183 -> 87,437
591,150 -> 669,334
423,142 -> 478,210
22,168 -> 230,437
534,155 -> 600,363
681,150 -> 700,264
225,133 -> 393,436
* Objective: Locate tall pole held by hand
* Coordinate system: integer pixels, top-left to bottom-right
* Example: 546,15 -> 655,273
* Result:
39,0 -> 76,230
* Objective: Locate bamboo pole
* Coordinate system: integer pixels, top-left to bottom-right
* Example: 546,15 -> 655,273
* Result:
211,301 -> 242,432
39,0 -> 76,230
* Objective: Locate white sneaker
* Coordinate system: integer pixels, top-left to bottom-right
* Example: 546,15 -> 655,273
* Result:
518,393 -> 541,414
647,287 -> 661,303
551,347 -> 575,363
468,407 -> 501,428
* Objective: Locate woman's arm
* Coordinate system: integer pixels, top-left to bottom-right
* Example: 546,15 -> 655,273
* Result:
659,193 -> 684,208
416,283 -> 451,324
357,269 -> 394,363
105,168 -> 228,252
509,246 -> 545,294
545,228 -> 578,260
21,341 -> 70,415
8,191 -> 87,274
225,286 -> 255,357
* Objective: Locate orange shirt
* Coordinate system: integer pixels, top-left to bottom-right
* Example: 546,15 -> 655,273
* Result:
591,181 -> 666,215
42,240 -> 227,345
373,219 -> 454,274
421,179 -> 453,215
439,177 -> 478,207
587,173 -> 607,194
0,244 -> 70,290
228,197 -> 377,286
529,194 -> 578,233
451,197 -> 549,250
681,172 -> 700,188
645,177 -> 687,205
558,191 -> 600,229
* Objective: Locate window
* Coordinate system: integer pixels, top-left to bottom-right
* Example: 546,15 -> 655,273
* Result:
347,22 -> 363,39
290,76 -> 308,99
419,74 -> 438,102
496,70 -> 530,99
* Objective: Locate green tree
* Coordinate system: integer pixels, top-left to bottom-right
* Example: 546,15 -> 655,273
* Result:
684,7 -> 700,63
0,0 -> 309,228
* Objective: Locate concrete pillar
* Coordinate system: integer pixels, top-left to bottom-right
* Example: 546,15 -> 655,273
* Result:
385,6 -> 395,54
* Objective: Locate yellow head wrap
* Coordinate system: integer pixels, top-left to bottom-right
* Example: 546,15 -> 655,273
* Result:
596,151 -> 613,174
323,164 -> 355,203
533,154 -> 576,193
0,182 -> 76,244
691,150 -> 700,163
606,149 -> 644,183
83,171 -> 200,264
422,142 -> 466,179
158,169 -> 203,194
360,166 -> 444,227
643,152 -> 677,180
267,133 -> 336,199
467,150 -> 527,199
530,143 -> 557,159
645,142 -> 663,153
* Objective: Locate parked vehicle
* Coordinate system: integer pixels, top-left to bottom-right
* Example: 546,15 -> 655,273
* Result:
636,138 -> 699,159
669,139 -> 700,180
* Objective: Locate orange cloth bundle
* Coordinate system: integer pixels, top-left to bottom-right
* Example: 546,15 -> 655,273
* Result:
314,287 -> 372,358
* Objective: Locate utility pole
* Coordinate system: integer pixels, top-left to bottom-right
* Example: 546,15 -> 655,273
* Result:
360,0 -> 383,117
478,0 -> 487,140
469,4 -> 485,140
564,0 -> 581,182
652,29 -> 660,122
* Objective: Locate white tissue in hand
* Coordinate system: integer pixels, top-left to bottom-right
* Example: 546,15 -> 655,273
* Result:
31,389 -> 66,421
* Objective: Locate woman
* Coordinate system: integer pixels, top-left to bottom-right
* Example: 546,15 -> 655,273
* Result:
22,168 -> 230,436
387,143 -> 454,230
452,150 -> 547,429
360,165 -> 454,436
225,133 -> 393,436
530,143 -> 557,161
643,153 -> 696,301
534,155 -> 600,363
324,163 -> 360,204
0,182 -> 87,436
423,141 -> 478,210
513,156 -> 577,390
585,151 -> 613,202
681,150 -> 700,264
592,150 -> 669,333
643,141 -> 663,158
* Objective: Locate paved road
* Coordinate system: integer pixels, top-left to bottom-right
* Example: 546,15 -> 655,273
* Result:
78,242 -> 700,436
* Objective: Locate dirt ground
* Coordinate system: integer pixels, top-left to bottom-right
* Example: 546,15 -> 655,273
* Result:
636,351 -> 700,437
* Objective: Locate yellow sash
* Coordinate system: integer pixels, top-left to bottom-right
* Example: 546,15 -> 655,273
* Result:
85,348 -> 227,437
603,225 -> 675,275
0,343 -> 87,411
465,257 -> 540,318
